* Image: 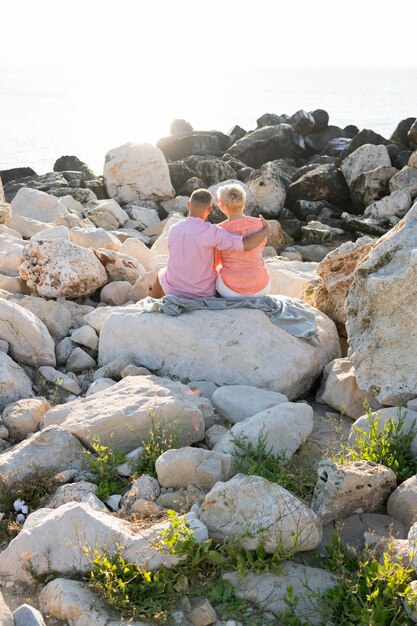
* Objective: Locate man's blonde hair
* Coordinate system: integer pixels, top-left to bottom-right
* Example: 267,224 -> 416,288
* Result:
217,184 -> 246,212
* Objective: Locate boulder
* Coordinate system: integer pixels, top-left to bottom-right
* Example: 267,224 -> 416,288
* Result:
211,385 -> 288,423
316,358 -> 380,419
390,117 -> 416,147
155,447 -> 235,490
0,166 -> 37,185
66,347 -> 96,372
387,476 -> 417,529
0,352 -> 33,411
350,407 -> 417,457
13,604 -> 46,626
10,188 -> 68,222
228,124 -> 300,169
42,375 -> 211,452
18,295 -> 93,341
0,237 -> 25,277
100,280 -> 131,305
408,120 -> 417,146
213,402 -> 313,461
70,325 -> 98,350
69,227 -> 121,251
19,238 -> 107,299
340,129 -> 389,159
305,125 -> 347,153
341,144 -> 391,187
287,163 -> 350,208
311,460 -> 396,524
266,258 -> 318,299
301,220 -> 345,245
345,205 -> 417,404
0,299 -> 56,366
120,237 -> 152,271
256,113 -> 286,127
94,248 -> 146,284
290,109 -> 316,135
0,502 -> 179,583
194,159 -> 236,186
2,397 -> 51,440
6,214 -> 55,238
199,474 -> 322,552
38,366 -> 81,395
350,165 -> 398,211
85,199 -> 129,230
389,166 -> 417,197
364,189 -> 412,219
53,155 -> 96,179
3,171 -> 69,203
157,131 -> 230,161
0,426 -> 87,489
246,162 -> 290,218
46,481 -> 98,509
104,142 -> 174,203
223,565 -> 335,626
98,306 -> 340,400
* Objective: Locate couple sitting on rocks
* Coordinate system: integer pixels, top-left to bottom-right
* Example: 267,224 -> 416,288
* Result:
151,184 -> 272,300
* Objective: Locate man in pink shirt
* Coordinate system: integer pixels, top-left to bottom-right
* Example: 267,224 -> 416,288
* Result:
150,189 -> 271,299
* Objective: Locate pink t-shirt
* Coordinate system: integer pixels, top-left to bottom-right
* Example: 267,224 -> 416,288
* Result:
160,216 -> 244,298
217,216 -> 269,295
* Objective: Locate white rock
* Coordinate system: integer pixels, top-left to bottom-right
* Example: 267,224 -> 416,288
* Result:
120,475 -> 160,514
0,426 -> 87,489
160,195 -> 189,215
211,385 -> 288,423
98,306 -> 340,400
120,237 -> 152,271
86,199 -> 129,230
265,258 -> 318,298
346,204 -> 417,404
2,397 -> 51,440
130,206 -> 161,230
0,237 -> 25,277
156,447 -> 235,490
0,502 -> 179,583
349,407 -> 417,455
104,142 -> 174,203
200,474 -> 322,552
404,580 -> 417,623
19,238 -> 108,300
0,352 -> 33,411
6,214 -> 54,238
407,523 -> 417,573
246,162 -> 287,217
66,347 -> 96,372
38,366 -> 81,395
59,195 -> 84,213
214,402 -> 313,461
205,424 -> 229,449
364,189 -> 412,219
188,380 -> 218,401
85,377 -> 116,396
13,604 -> 46,626
0,299 -> 56,366
18,295 -> 93,341
389,166 -> 417,197
42,375 -> 211,452
0,592 -> 13,626
187,598 -> 217,626
47,481 -> 99,508
341,144 -> 391,187
69,227 -> 121,251
100,280 -> 131,305
10,188 -> 67,222
32,225 -> 70,240
70,325 -> 98,351
83,305 -> 115,332
387,476 -> 417,529
149,212 -> 184,268
311,460 -> 396,524
94,248 -> 146,284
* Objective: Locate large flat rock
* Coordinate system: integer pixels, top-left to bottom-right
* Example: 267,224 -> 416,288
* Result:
98,307 -> 340,400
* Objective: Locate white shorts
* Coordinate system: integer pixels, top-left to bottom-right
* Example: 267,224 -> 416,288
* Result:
216,275 -> 271,299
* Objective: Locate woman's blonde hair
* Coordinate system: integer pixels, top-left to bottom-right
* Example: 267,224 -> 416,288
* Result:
217,184 -> 246,212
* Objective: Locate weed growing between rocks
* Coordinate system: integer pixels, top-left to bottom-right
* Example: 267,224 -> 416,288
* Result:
87,511 -> 296,624
85,435 -> 128,500
338,406 -> 417,483
232,431 -> 316,501
0,470 -> 57,544
135,424 -> 179,478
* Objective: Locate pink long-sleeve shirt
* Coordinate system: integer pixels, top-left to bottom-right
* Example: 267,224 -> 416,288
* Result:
160,216 -> 244,298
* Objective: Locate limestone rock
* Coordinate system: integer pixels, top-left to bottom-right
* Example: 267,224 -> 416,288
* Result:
38,366 -> 81,395
389,166 -> 417,197
120,237 -> 152,271
311,460 -> 396,524
18,295 -> 93,341
0,236 -> 25,277
86,377 -> 116,396
187,598 -> 217,626
211,385 -> 288,423
2,397 -> 51,440
387,476 -> 417,529
10,187 -> 67,222
223,565 -> 335,626
70,325 -> 98,350
100,280 -> 132,305
46,481 -> 98,508
42,375 -> 211,452
213,402 -> 313,462
316,358 -> 380,419
349,407 -> 417,457
20,238 -> 107,299
155,447 -> 235,490
364,189 -> 412,219
0,592 -> 13,626
120,475 -> 160,515
98,306 -> 340,400
0,426 -> 87,489
94,248 -> 146,284
69,227 -> 121,251
346,204 -> 417,404
0,502 -> 179,583
104,142 -> 174,203
341,144 -> 391,187
66,347 -> 96,372
0,352 -> 33,411
0,299 -> 56,366
200,474 -> 322,552
246,162 -> 289,218
265,258 -> 318,298
149,212 -> 185,267
86,199 -> 129,230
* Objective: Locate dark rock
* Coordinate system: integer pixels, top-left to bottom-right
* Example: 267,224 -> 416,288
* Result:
290,110 -> 316,135
305,126 -> 347,153
344,125 -> 360,138
49,187 -> 97,204
349,165 -> 397,212
291,163 -> 320,183
3,171 -> 69,202
61,171 -> 85,187
287,163 -> 351,209
310,109 -> 329,132
228,125 -> 247,143
391,149 -> 413,170
157,131 -> 231,161
292,200 -> 325,221
386,142 -> 411,168
341,212 -> 391,236
390,117 -> 416,146
221,154 -> 247,170
407,119 -> 417,147
271,159 -> 298,177
170,119 -> 193,134
178,177 -> 207,196
229,124 -> 301,169
54,155 -> 96,180
195,159 -> 237,186
0,167 -> 37,185
257,113 -> 288,127
83,178 -> 106,200
323,137 -> 351,157
340,128 -> 389,159
278,209 -> 303,239
168,161 -> 195,194
183,155 -> 213,170
305,155 -> 337,166
237,167 -> 255,182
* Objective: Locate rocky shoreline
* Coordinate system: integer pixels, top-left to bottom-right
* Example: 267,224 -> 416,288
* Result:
0,110 -> 417,625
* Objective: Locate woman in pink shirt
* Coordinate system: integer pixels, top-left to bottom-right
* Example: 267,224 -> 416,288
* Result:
215,184 -> 271,298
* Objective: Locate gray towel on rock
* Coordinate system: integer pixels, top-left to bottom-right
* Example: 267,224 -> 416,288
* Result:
136,294 -> 318,340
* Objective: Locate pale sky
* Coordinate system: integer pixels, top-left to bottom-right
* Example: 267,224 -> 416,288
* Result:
2,0 -> 417,72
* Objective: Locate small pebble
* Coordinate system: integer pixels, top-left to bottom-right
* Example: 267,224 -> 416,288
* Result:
16,513 -> 25,523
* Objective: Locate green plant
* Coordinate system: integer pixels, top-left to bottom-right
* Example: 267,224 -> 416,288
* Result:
343,406 -> 417,483
135,424 -> 179,478
232,431 -> 316,501
85,435 -> 128,500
